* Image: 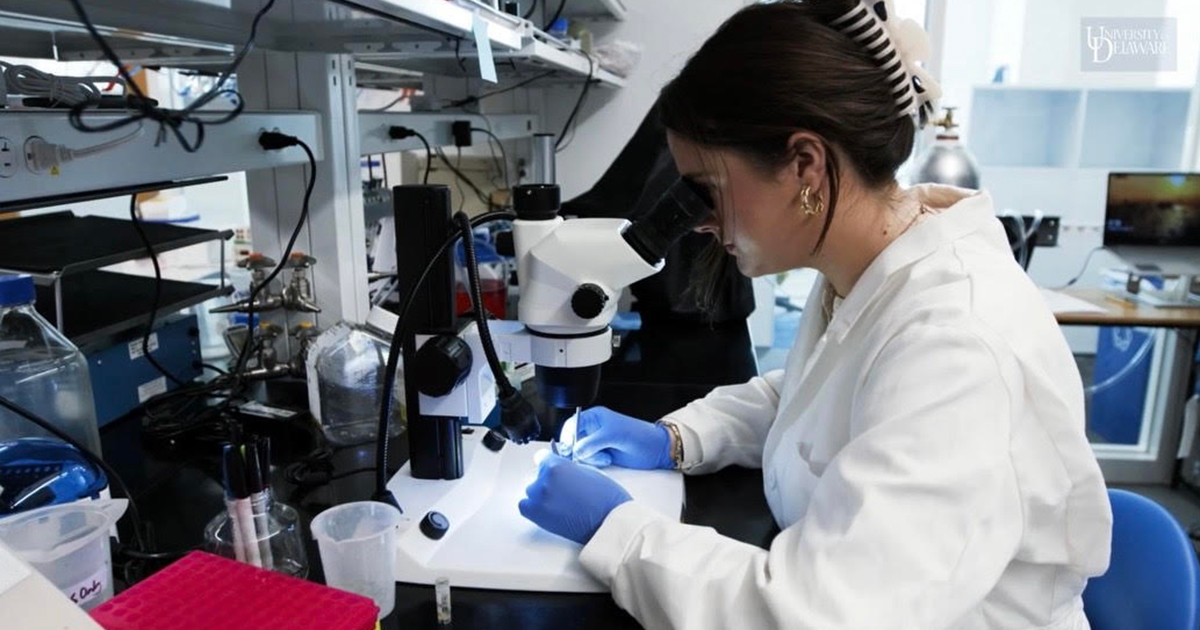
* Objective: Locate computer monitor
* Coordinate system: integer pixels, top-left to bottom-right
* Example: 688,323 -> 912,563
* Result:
1104,172 -> 1200,276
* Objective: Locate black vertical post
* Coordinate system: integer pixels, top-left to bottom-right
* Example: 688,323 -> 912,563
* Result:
393,185 -> 464,480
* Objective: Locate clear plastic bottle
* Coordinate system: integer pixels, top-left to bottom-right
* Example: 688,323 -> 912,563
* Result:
306,306 -> 405,446
0,275 -> 101,456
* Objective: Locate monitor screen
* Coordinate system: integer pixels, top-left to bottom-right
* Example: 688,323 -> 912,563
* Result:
1104,172 -> 1200,247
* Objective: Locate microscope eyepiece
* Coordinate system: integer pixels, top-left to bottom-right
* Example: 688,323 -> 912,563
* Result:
622,176 -> 714,265
513,184 -> 561,221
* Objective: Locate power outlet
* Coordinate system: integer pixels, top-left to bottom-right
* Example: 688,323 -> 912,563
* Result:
0,137 -> 16,178
1016,215 -> 1060,247
1031,215 -> 1060,247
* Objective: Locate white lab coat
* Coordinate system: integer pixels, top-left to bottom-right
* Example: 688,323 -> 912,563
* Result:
579,184 -> 1112,630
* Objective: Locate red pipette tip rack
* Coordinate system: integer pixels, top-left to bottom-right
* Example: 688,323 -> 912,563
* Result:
90,552 -> 379,630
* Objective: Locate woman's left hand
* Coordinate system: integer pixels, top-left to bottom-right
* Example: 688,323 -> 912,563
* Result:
519,452 -> 632,545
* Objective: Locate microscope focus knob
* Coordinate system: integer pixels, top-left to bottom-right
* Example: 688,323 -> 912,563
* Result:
571,284 -> 609,320
414,335 -> 473,397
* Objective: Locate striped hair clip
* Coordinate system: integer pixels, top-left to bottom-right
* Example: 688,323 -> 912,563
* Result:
829,0 -> 942,127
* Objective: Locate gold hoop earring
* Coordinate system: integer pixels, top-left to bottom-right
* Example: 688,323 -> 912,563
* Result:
801,186 -> 823,217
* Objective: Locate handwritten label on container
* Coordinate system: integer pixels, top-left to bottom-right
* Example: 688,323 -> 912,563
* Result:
65,566 -> 108,608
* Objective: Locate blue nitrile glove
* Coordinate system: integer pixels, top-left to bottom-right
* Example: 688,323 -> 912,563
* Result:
563,406 -> 673,470
518,452 -> 633,545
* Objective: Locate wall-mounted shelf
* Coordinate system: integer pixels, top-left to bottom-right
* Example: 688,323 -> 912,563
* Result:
0,175 -> 228,215
0,211 -> 233,275
0,110 -> 322,208
32,270 -> 232,347
356,62 -> 426,90
0,0 -> 525,62
968,85 -> 1193,171
497,39 -> 624,86
969,87 -> 1083,168
559,0 -> 628,21
354,38 -> 624,88
323,0 -> 523,50
359,112 -> 537,155
26,0 -> 619,87
1079,89 -> 1191,170
0,210 -> 234,345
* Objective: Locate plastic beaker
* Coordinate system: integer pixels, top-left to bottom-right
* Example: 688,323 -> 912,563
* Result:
0,498 -> 127,610
311,501 -> 402,619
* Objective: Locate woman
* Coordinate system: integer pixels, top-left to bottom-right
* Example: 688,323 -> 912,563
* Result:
518,2 -> 1112,629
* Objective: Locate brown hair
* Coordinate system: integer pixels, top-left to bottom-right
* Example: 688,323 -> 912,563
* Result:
660,0 -> 919,274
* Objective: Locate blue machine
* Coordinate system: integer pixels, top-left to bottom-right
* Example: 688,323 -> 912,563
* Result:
83,313 -> 203,427
0,438 -> 107,515
1089,326 -> 1154,445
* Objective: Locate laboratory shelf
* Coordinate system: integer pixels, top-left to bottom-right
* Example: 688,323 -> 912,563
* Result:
0,0 -> 524,62
560,0 -> 628,21
0,0 -> 512,55
0,175 -> 227,215
325,0 -> 524,50
457,0 -> 626,22
0,0 -> 619,94
499,39 -> 625,86
355,63 -> 426,91
0,211 -> 234,276
358,112 -> 537,154
31,269 -> 232,346
355,38 -> 625,88
0,110 -> 321,209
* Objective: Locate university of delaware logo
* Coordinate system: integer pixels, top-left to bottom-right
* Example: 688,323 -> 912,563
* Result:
1082,18 -> 1177,72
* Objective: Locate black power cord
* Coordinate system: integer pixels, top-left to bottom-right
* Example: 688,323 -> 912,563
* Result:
1051,246 -> 1105,290
457,214 -> 539,443
455,213 -> 519,398
445,71 -> 556,109
128,194 -> 185,388
373,210 -> 517,506
522,0 -> 540,19
65,0 -> 277,152
545,0 -> 568,31
435,147 -> 493,208
387,126 -> 433,184
232,133 -> 318,386
556,55 -> 594,152
198,363 -> 230,376
470,127 -> 510,192
284,445 -> 376,487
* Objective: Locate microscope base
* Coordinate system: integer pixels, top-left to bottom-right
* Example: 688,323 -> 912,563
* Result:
387,431 -> 684,592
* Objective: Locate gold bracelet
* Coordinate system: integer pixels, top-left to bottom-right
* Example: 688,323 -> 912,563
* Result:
659,421 -> 685,470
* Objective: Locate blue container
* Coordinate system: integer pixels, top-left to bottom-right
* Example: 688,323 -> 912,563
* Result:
1089,326 -> 1154,445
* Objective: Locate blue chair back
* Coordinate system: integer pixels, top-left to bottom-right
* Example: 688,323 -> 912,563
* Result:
1083,489 -> 1200,630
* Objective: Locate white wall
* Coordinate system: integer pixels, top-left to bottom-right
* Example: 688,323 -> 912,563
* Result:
1018,0 -> 1199,89
942,0 -> 1200,139
543,0 -> 751,199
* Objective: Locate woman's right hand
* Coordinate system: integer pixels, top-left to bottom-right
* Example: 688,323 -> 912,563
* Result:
562,406 -> 674,470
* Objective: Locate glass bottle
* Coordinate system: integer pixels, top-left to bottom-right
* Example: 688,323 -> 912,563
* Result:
203,489 -> 308,578
0,274 -> 101,456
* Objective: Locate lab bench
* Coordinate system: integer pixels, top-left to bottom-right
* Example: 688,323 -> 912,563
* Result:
100,320 -> 775,630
